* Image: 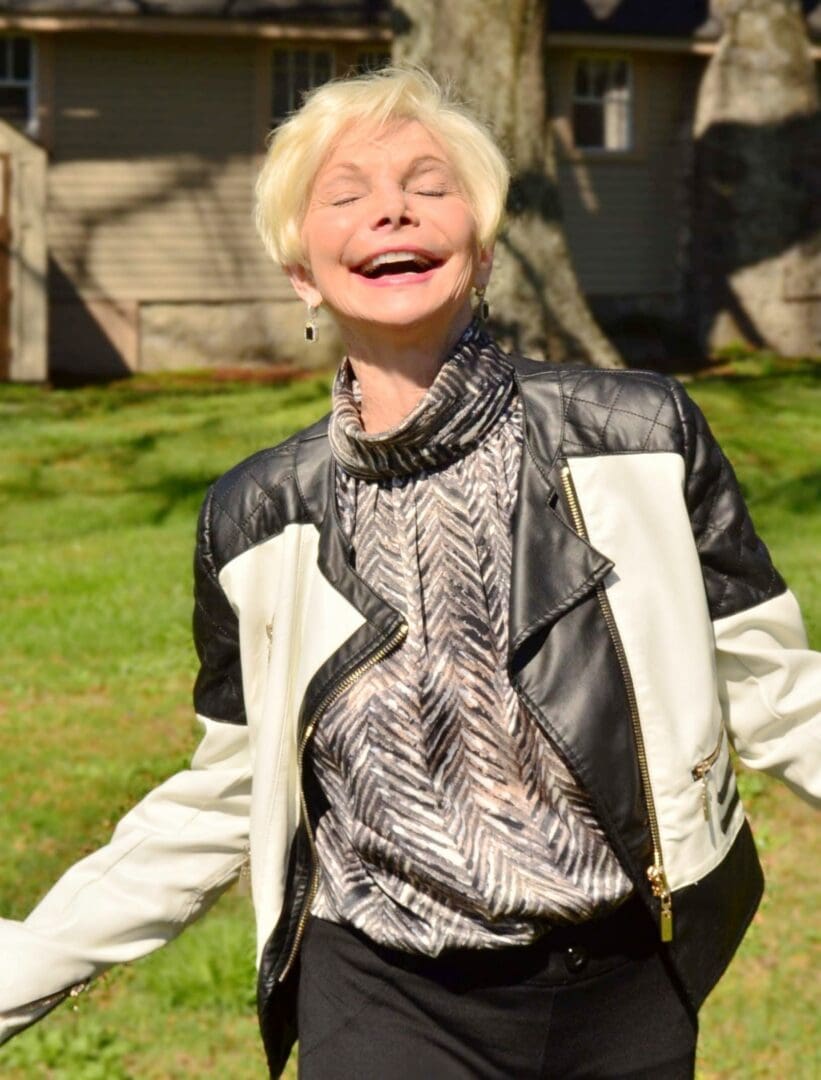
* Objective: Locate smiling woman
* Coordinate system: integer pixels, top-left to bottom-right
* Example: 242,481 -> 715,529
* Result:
286,121 -> 494,418
255,69 -> 507,431
254,69 -> 507,269
1,66 -> 819,1080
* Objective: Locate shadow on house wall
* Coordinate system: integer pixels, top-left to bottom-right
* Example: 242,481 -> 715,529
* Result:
48,258 -> 134,383
689,110 -> 821,358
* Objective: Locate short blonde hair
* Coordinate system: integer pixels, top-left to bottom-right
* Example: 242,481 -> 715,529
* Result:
254,66 -> 510,268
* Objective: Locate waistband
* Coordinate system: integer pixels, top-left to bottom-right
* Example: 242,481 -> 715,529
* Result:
308,894 -> 658,989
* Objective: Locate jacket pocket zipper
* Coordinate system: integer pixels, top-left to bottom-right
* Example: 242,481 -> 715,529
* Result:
691,731 -> 724,827
7,981 -> 90,1022
277,620 -> 409,983
560,465 -> 673,943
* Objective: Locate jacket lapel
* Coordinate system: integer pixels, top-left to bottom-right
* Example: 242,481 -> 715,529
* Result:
508,364 -> 613,657
294,434 -> 403,731
296,429 -> 400,634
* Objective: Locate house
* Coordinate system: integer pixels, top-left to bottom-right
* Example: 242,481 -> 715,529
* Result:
547,0 -> 820,363
0,1 -> 392,380
0,1 -> 818,380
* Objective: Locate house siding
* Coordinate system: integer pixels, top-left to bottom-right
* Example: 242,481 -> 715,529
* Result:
43,31 -> 339,374
48,32 -> 286,304
551,50 -> 704,303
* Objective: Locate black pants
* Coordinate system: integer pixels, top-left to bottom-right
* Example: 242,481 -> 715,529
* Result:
297,898 -> 697,1079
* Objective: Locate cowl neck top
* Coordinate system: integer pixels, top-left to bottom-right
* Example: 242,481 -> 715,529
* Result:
328,321 -> 516,481
312,324 -> 630,956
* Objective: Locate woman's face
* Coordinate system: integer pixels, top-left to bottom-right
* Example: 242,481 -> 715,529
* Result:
288,120 -> 492,344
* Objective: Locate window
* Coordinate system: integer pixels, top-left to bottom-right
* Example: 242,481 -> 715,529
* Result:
271,48 -> 334,127
572,56 -> 632,152
0,36 -> 35,131
354,50 -> 391,74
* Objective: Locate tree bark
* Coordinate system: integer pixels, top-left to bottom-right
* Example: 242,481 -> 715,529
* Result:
392,0 -> 623,367
691,0 -> 819,358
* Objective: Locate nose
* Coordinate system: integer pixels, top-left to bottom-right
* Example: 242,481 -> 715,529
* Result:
371,182 -> 418,231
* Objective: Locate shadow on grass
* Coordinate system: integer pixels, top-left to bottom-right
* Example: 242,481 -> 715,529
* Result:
140,472 -> 222,525
746,471 -> 821,517
0,469 -> 217,539
0,372 -> 333,425
688,367 -> 820,420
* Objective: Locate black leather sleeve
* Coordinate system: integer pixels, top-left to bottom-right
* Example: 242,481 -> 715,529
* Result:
673,382 -> 786,621
192,484 -> 246,725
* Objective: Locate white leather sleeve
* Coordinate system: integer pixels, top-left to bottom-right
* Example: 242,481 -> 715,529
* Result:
0,716 -> 251,1045
713,590 -> 821,807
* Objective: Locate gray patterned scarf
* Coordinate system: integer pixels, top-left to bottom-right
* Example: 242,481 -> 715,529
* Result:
328,321 -> 515,480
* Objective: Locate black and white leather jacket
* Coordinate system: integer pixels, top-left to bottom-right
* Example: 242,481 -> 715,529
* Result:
1,359 -> 819,1076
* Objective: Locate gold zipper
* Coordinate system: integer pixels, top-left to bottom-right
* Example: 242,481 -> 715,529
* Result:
560,465 -> 673,942
277,619 -> 408,982
692,730 -> 724,825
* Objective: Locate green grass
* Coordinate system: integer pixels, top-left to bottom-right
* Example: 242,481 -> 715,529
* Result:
0,360 -> 818,1078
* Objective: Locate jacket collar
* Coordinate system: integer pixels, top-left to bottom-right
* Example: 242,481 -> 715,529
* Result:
294,356 -> 613,655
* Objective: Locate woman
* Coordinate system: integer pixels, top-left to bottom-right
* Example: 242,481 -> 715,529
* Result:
1,67 -> 818,1078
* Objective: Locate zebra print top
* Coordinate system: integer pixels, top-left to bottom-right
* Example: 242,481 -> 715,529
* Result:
312,325 -> 631,955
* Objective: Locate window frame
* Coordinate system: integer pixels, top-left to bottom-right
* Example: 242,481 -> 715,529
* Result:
0,35 -> 38,136
270,45 -> 336,129
570,52 -> 634,155
354,49 -> 391,75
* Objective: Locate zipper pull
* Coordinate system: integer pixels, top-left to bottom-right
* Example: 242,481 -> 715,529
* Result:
69,980 -> 91,1012
647,862 -> 674,943
659,894 -> 674,943
701,774 -> 712,823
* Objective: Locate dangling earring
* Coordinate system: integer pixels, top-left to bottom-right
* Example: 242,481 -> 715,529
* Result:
304,305 -> 319,343
474,286 -> 489,322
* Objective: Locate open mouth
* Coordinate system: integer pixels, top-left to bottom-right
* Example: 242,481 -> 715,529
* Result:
354,251 -> 443,279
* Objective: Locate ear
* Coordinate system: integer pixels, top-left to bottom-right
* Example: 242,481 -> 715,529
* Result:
285,263 -> 323,309
475,243 -> 494,289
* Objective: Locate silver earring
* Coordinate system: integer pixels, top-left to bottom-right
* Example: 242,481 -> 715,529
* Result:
474,286 -> 489,322
305,305 -> 319,343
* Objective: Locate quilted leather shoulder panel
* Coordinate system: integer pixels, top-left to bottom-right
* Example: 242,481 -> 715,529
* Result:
513,362 -> 685,463
206,441 -> 313,576
560,369 -> 683,456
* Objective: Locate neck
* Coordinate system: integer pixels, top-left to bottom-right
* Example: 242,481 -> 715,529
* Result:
339,307 -> 473,433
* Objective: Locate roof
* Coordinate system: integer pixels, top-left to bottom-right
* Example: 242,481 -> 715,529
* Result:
552,0 -> 716,38
0,0 -> 390,22
3,0 -> 818,39
551,0 -> 820,40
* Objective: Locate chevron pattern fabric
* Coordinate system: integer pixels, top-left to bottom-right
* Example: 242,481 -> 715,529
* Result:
329,320 -> 513,481
313,331 -> 630,955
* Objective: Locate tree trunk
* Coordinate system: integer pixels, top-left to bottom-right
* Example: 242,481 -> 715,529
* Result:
691,0 -> 819,358
392,0 -> 623,367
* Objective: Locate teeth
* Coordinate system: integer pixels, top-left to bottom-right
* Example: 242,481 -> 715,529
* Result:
359,251 -> 435,274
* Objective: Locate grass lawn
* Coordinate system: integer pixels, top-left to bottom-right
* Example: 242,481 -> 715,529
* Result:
0,358 -> 818,1078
